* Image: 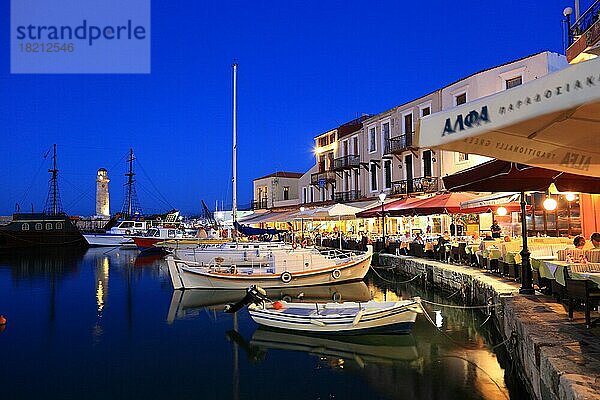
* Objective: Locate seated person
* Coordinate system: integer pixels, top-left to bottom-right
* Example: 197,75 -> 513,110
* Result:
479,233 -> 493,251
412,233 -> 424,245
591,232 -> 600,249
573,235 -> 586,250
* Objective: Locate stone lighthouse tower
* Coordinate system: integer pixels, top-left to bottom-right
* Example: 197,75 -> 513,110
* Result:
95,168 -> 110,218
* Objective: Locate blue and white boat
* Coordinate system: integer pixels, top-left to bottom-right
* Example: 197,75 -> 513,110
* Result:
247,298 -> 422,335
83,219 -> 149,247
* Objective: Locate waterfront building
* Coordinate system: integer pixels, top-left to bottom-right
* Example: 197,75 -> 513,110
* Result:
95,168 -> 110,218
249,51 -> 572,237
253,171 -> 303,210
296,51 -> 566,207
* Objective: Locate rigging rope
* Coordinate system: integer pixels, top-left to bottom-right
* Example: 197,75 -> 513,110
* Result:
369,267 -> 424,284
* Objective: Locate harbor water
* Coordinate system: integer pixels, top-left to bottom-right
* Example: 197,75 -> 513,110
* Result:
0,248 -> 529,399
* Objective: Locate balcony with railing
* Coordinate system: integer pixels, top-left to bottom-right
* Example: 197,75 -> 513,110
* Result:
384,132 -> 415,154
310,170 -> 336,186
392,176 -> 439,195
334,190 -> 361,203
253,199 -> 269,210
567,0 -> 600,62
332,155 -> 360,171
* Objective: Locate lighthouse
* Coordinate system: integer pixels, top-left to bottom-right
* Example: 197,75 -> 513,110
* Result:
95,168 -> 110,218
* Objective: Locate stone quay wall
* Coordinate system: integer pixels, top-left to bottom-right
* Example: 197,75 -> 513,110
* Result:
378,254 -> 600,400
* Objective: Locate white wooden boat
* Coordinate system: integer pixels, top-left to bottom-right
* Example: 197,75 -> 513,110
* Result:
167,241 -> 320,267
166,246 -> 373,289
248,297 -> 421,334
166,281 -> 371,322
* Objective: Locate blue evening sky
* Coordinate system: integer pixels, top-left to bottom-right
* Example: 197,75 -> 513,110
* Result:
0,1 -> 585,216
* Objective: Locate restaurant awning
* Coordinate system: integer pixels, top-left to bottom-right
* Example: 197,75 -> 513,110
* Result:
459,192 -> 527,214
442,159 -> 600,193
378,193 -> 482,216
355,197 -> 428,218
238,210 -> 297,224
417,56 -> 600,177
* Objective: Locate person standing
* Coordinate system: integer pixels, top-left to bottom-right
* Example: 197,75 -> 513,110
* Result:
490,220 -> 502,239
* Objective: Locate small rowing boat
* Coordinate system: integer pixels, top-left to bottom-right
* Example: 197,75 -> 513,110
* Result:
246,293 -> 421,335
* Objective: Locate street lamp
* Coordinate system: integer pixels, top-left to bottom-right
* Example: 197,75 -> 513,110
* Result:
378,192 -> 387,252
299,206 -> 305,241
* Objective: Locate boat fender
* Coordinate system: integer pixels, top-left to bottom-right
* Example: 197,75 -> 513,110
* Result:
331,269 -> 341,279
0,315 -> 6,325
230,265 -> 237,274
310,319 -> 326,327
272,301 -> 284,310
282,295 -> 292,303
352,310 -> 364,326
332,292 -> 342,302
125,230 -> 131,235
280,271 -> 292,283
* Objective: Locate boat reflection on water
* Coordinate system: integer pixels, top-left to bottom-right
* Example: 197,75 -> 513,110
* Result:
166,281 -> 372,323
0,247 -> 86,280
249,328 -> 421,367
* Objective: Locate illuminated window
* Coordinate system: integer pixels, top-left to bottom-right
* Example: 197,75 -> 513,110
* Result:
455,93 -> 467,106
56,222 -> 63,229
21,223 -> 29,231
46,223 -> 52,230
35,223 -> 42,230
283,186 -> 289,200
506,76 -> 522,89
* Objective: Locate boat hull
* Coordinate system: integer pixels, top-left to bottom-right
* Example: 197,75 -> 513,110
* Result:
248,300 -> 419,335
83,233 -> 133,247
167,253 -> 372,290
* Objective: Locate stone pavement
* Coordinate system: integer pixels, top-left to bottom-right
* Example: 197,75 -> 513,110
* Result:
378,254 -> 600,400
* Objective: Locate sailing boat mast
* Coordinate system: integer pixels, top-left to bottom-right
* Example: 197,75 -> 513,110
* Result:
122,148 -> 141,218
232,62 -> 238,238
44,144 -> 62,215
126,148 -> 134,217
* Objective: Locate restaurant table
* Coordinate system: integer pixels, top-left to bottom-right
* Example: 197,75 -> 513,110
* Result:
531,256 -> 558,279
542,261 -> 600,286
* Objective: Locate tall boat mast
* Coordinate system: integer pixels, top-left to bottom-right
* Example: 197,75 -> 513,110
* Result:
44,144 -> 62,215
122,148 -> 141,218
232,62 -> 238,238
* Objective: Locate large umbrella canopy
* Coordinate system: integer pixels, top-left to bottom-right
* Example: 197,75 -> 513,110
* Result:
356,197 -> 426,218
442,159 -> 600,193
459,192 -> 528,213
418,56 -> 600,177
310,203 -> 363,220
387,193 -> 482,216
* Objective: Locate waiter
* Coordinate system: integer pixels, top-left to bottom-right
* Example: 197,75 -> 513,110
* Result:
490,220 -> 502,239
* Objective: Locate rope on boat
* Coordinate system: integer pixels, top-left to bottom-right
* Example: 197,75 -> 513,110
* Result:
369,267 -> 424,284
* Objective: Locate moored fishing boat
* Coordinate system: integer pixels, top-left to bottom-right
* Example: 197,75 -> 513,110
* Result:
166,245 -> 372,289
248,297 -> 421,334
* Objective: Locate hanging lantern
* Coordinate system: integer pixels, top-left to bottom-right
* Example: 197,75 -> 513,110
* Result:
543,197 -> 558,211
496,206 -> 508,216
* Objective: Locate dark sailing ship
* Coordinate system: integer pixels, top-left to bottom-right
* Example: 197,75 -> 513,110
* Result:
0,144 -> 86,249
